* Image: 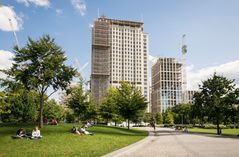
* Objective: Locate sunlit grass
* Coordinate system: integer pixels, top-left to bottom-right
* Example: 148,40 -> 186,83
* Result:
189,128 -> 239,136
0,123 -> 148,157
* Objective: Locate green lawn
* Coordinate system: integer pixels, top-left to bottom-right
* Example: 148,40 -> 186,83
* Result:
189,128 -> 239,136
0,123 -> 148,157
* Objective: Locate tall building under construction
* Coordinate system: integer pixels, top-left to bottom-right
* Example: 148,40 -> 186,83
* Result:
91,16 -> 149,111
151,58 -> 183,113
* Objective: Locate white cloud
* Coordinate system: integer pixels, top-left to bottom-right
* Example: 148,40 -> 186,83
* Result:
187,60 -> 239,90
0,5 -> 23,32
0,50 -> 14,79
16,0 -> 50,7
71,0 -> 86,16
55,9 -> 63,16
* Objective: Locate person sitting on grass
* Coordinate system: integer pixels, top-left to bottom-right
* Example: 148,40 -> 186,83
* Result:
79,126 -> 93,135
48,118 -> 58,125
31,126 -> 42,139
71,126 -> 81,135
12,128 -> 27,139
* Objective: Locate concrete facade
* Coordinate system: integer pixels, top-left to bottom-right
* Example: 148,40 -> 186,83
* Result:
91,16 -> 149,111
151,57 -> 183,113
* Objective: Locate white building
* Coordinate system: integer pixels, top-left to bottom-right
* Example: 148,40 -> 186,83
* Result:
91,16 -> 149,112
151,57 -> 183,113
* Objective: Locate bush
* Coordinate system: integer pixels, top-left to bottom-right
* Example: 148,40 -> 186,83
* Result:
164,124 -> 175,128
186,124 -> 194,128
65,112 -> 75,123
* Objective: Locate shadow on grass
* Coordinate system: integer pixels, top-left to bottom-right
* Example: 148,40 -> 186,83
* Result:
0,123 -> 148,137
88,125 -> 148,136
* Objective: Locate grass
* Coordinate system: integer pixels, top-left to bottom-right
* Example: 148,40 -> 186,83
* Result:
189,128 -> 239,136
0,123 -> 148,157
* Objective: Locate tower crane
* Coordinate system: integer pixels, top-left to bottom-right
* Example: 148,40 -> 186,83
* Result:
8,18 -> 20,49
181,34 -> 188,103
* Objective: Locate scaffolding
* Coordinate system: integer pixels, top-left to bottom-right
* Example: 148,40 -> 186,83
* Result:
91,16 -> 110,105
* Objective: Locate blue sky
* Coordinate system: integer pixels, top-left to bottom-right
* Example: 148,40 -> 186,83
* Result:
1,0 -> 239,90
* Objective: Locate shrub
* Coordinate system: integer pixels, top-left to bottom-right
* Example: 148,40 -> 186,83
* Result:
65,112 -> 75,123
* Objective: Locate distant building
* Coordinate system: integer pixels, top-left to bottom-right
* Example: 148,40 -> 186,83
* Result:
187,90 -> 197,104
151,57 -> 183,113
91,16 -> 149,111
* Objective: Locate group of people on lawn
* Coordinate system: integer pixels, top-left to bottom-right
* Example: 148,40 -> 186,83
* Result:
14,126 -> 42,140
13,121 -> 93,140
71,124 -> 93,135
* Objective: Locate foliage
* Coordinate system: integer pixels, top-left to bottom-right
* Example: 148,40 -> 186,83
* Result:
0,35 -> 75,127
43,99 -> 66,121
116,82 -> 148,129
194,73 -> 239,134
155,112 -> 163,124
164,110 -> 174,125
171,103 -> 192,124
0,92 -> 11,116
1,88 -> 39,123
100,87 -> 118,124
192,92 -> 205,126
66,78 -> 95,122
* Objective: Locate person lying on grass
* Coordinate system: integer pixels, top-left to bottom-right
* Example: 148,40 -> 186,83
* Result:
79,126 -> 93,135
12,128 -> 27,139
71,126 -> 81,135
31,126 -> 42,139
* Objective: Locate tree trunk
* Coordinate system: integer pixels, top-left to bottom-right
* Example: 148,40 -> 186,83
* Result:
114,121 -> 116,127
216,118 -> 220,135
127,119 -> 130,130
39,93 -> 44,128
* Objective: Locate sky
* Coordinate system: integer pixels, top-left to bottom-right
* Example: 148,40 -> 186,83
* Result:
1,0 -> 239,93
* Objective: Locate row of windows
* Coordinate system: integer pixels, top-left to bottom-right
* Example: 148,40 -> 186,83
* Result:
112,34 -> 142,37
111,28 -> 141,32
111,52 -> 143,56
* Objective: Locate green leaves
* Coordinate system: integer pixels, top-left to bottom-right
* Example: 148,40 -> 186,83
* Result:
1,35 -> 76,127
194,73 -> 239,134
116,82 -> 147,128
0,92 -> 11,115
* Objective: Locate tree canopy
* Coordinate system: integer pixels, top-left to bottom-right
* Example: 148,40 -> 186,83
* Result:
194,73 -> 239,134
1,35 -> 75,127
116,82 -> 148,129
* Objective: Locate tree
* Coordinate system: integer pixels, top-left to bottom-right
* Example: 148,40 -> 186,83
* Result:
1,35 -> 75,127
196,73 -> 239,134
164,110 -> 174,125
0,92 -> 11,119
66,78 -> 90,122
155,112 -> 163,124
192,92 -> 205,126
100,87 -> 118,124
1,88 -> 39,122
171,103 -> 192,124
116,82 -> 147,129
43,99 -> 66,121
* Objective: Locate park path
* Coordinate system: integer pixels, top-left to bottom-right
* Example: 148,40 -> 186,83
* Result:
103,127 -> 239,157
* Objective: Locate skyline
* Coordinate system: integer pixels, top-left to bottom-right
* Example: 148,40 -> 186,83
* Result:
1,0 -> 239,92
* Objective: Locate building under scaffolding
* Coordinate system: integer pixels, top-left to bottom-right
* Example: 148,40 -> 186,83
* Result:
151,58 -> 183,113
91,17 -> 111,105
91,16 -> 149,110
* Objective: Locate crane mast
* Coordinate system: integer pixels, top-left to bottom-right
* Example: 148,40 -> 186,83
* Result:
8,18 -> 20,49
182,34 -> 188,103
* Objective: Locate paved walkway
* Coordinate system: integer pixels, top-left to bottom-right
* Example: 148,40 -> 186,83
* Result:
103,127 -> 239,157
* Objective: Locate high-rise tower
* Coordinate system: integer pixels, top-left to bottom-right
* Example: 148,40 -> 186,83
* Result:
151,58 -> 183,113
91,16 -> 149,111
